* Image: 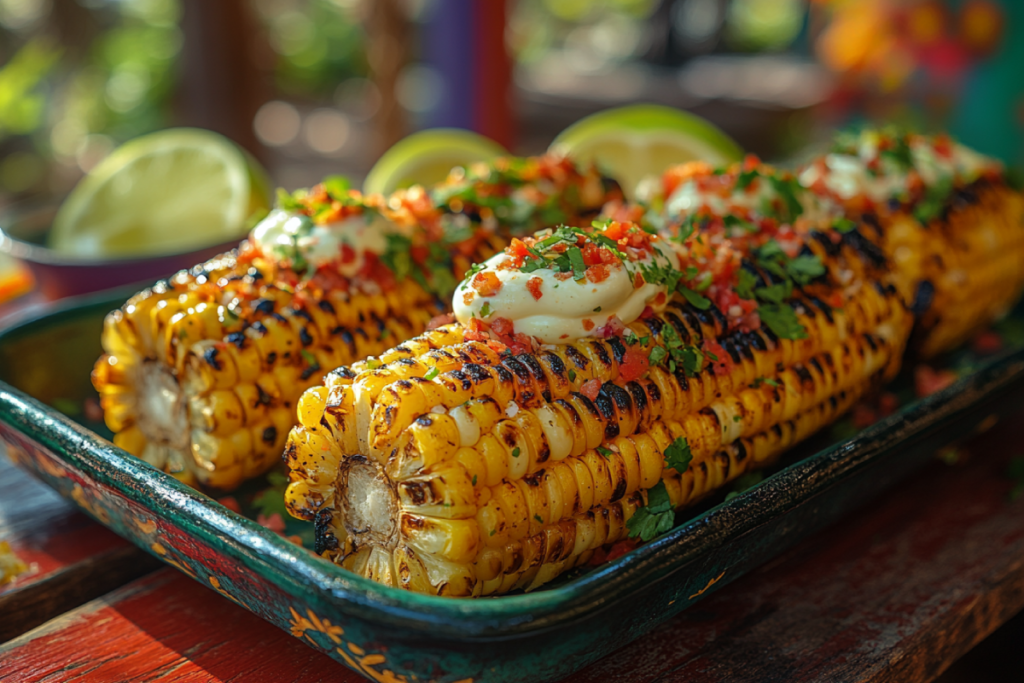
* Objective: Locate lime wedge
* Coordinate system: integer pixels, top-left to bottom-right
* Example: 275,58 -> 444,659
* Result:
550,105 -> 743,199
363,128 -> 507,195
50,128 -> 271,258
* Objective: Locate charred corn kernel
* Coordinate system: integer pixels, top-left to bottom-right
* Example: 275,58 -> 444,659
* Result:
284,227 -> 912,595
93,158 -> 620,490
901,184 -> 1024,357
793,131 -> 1024,358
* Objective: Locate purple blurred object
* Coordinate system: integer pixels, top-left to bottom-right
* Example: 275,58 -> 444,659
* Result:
0,201 -> 240,301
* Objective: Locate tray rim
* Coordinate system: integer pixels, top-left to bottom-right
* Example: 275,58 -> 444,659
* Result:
2,287 -> 1021,641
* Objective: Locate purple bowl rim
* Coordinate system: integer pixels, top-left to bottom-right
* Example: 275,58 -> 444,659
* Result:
0,198 -> 246,267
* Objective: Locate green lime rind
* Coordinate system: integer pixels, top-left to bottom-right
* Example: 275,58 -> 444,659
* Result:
363,128 -> 507,195
50,128 -> 270,258
551,104 -> 743,163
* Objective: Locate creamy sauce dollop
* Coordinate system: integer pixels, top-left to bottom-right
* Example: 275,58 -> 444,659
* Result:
799,136 -> 999,204
251,208 -> 391,276
453,242 -> 680,343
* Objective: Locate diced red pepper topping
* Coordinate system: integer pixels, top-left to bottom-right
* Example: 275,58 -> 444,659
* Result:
582,318 -> 595,331
580,379 -> 602,400
618,348 -> 649,383
490,317 -> 514,337
527,277 -> 543,300
339,243 -> 356,264
703,339 -> 733,376
472,271 -> 503,297
586,264 -> 610,283
464,317 -> 490,342
410,245 -> 429,265
510,333 -> 533,355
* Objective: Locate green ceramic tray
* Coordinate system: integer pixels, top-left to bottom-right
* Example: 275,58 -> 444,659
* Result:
2,288 -> 1023,683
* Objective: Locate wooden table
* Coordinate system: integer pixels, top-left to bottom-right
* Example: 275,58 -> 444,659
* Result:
1,407 -> 1023,682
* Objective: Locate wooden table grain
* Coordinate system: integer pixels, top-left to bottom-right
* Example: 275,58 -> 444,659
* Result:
1,412 -> 1022,682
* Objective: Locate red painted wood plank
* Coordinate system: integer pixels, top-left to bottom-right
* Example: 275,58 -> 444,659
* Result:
0,452 -> 159,642
2,415 -> 1022,681
0,569 -> 349,683
563,416 -> 1024,683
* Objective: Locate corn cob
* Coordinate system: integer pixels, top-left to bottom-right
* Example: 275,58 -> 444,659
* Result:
284,211 -> 912,596
797,129 -> 1024,357
650,132 -> 1024,358
93,156 -> 620,490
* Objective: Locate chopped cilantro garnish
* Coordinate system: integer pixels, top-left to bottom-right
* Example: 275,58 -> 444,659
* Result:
664,437 -> 692,473
626,480 -> 675,542
734,168 -> 759,191
692,271 -> 713,292
276,187 -> 305,212
534,514 -> 544,524
568,369 -> 577,382
512,446 -> 521,458
736,269 -> 758,300
756,239 -> 786,262
913,175 -> 954,225
758,303 -> 808,340
785,255 -> 826,285
651,323 -> 705,376
768,175 -> 804,221
880,136 -> 914,170
678,286 -> 711,310
597,446 -> 613,459
724,214 -> 758,234
424,367 -> 440,381
465,261 -> 487,279
754,282 -> 791,304
833,217 -> 857,234
472,474 -> 478,486
322,175 -> 351,198
479,302 -> 492,318
593,306 -> 602,313
673,214 -> 707,243
380,233 -> 415,281
751,376 -> 779,388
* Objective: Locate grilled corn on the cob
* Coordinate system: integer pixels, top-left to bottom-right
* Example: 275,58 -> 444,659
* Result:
284,204 -> 912,596
797,129 -> 1024,357
93,156 -> 620,490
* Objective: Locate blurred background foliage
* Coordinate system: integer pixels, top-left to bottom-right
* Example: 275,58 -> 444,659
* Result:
0,0 -> 1020,204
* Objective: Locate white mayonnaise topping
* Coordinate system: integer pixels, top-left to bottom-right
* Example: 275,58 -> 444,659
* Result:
798,137 -> 998,204
665,174 -> 834,225
666,178 -> 773,217
250,208 -> 391,276
453,243 -> 680,343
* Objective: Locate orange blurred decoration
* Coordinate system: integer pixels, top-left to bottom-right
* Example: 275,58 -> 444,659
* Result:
814,0 -> 1004,92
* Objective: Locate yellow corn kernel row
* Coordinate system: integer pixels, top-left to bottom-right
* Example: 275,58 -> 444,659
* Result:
902,184 -> 1024,357
283,268 -> 911,595
93,256 -> 450,489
